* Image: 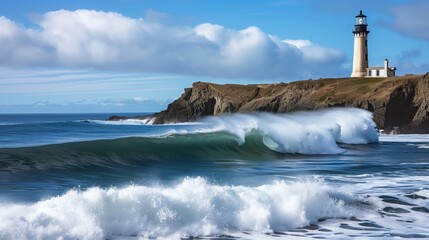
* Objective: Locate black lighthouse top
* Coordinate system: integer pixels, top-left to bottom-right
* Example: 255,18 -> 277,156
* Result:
353,10 -> 369,34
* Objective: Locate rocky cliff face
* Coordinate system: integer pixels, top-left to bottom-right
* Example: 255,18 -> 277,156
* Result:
152,74 -> 429,133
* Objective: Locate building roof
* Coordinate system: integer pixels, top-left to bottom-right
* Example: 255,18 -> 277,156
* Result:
367,66 -> 397,71
367,67 -> 384,70
356,10 -> 367,18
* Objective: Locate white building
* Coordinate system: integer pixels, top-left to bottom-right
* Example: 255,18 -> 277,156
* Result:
366,59 -> 396,78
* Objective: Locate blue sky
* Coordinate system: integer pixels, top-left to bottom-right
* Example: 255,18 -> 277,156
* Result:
0,0 -> 428,113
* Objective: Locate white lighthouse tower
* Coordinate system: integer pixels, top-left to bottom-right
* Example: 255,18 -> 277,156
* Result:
351,10 -> 370,78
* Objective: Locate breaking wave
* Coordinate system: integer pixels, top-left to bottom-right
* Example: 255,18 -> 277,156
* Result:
0,177 -> 370,240
82,108 -> 379,155
89,108 -> 379,155
200,108 -> 379,154
0,108 -> 379,172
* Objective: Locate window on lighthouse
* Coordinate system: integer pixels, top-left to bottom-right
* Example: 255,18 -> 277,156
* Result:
356,17 -> 366,25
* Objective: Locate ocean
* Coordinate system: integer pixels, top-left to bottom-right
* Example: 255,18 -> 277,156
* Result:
0,108 -> 428,240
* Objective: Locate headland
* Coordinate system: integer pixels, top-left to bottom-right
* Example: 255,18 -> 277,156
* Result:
110,73 -> 429,134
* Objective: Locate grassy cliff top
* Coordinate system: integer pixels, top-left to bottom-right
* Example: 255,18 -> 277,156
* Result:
198,75 -> 424,105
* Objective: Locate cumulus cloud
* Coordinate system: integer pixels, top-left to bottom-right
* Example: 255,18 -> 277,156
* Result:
389,1 -> 429,42
0,9 -> 346,79
0,17 -> 54,66
283,39 -> 346,77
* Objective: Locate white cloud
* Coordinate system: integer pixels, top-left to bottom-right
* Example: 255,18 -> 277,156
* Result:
283,39 -> 345,62
0,9 -> 346,79
0,16 -> 54,66
133,97 -> 147,102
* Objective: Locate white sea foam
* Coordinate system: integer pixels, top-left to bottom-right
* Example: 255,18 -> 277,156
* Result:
90,117 -> 155,125
202,108 -> 379,154
407,143 -> 429,149
0,122 -> 19,126
380,134 -> 429,143
0,177 -> 365,240
415,189 -> 429,198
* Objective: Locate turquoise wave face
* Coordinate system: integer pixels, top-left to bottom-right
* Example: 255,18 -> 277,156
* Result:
0,132 -> 282,172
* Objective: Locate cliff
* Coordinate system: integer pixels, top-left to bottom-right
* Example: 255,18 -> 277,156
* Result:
151,74 -> 429,134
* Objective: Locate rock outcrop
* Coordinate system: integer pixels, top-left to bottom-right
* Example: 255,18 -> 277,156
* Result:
151,74 -> 429,134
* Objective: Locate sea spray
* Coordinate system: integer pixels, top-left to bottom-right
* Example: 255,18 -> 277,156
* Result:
0,177 -> 365,240
202,108 -> 379,154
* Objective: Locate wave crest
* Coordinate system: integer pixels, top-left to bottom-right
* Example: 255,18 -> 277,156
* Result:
0,177 -> 367,240
202,108 -> 379,154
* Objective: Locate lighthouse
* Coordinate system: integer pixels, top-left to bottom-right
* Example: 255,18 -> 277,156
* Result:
351,10 -> 370,78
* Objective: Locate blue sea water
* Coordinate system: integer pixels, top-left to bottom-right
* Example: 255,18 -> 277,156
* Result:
0,109 -> 428,239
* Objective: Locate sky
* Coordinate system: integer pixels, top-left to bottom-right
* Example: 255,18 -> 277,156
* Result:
0,0 -> 428,113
